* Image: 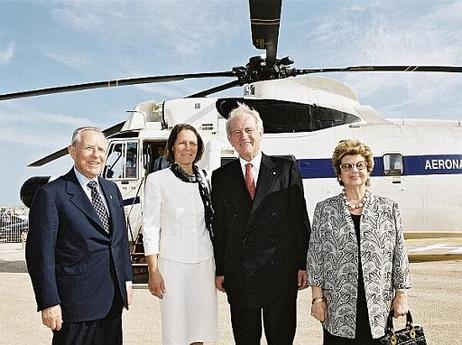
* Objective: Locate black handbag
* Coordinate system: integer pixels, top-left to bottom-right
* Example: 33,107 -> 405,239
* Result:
377,310 -> 426,345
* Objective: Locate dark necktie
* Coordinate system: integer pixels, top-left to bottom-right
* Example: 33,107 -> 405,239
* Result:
245,163 -> 256,200
87,181 -> 110,233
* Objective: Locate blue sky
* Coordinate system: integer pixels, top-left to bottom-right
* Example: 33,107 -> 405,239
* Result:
1,0 -> 462,205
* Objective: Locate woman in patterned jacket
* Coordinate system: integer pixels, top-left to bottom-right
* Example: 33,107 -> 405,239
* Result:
307,139 -> 411,344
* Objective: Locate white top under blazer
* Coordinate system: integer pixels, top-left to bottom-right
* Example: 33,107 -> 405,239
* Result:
143,168 -> 213,263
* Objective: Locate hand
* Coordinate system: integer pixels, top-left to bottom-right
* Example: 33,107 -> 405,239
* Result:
215,276 -> 225,292
148,269 -> 165,299
311,301 -> 327,323
392,292 -> 409,318
126,282 -> 133,306
297,270 -> 308,290
41,305 -> 63,331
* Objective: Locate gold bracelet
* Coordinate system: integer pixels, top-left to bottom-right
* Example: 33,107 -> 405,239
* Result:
312,296 -> 326,305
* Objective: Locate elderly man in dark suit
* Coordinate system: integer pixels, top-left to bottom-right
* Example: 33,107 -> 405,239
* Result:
26,126 -> 133,345
211,104 -> 311,345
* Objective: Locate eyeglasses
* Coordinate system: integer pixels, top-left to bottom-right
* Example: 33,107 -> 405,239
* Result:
340,161 -> 367,171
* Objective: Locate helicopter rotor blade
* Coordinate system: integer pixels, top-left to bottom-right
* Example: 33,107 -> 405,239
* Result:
102,120 -> 127,137
187,79 -> 241,98
0,71 -> 235,101
28,147 -> 70,167
293,65 -> 462,75
28,121 -> 126,167
249,0 -> 282,66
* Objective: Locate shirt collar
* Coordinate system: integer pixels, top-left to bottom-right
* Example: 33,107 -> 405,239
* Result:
239,152 -> 262,170
73,166 -> 99,189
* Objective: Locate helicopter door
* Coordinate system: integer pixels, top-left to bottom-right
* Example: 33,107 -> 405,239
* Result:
104,140 -> 142,242
143,141 -> 170,174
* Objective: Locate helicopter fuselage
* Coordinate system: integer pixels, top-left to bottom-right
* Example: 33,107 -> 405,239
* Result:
94,76 -> 462,243
21,76 -> 462,243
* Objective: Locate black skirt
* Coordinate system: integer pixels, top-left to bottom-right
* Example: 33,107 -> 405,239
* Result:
323,214 -> 377,345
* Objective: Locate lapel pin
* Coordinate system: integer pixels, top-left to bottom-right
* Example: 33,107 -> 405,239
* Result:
109,195 -> 113,200
272,171 -> 276,175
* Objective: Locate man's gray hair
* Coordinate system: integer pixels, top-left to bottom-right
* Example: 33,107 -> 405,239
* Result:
71,126 -> 104,145
226,103 -> 264,137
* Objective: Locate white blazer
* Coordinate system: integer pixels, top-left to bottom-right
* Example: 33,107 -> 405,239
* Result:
143,168 -> 213,263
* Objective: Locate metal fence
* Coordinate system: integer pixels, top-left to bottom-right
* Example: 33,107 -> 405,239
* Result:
0,206 -> 29,243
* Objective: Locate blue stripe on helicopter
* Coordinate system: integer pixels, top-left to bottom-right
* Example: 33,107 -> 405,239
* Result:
403,155 -> 462,175
123,196 -> 140,206
122,154 -> 462,203
296,154 -> 462,179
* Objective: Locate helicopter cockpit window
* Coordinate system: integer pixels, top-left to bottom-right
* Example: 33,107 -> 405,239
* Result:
383,153 -> 404,176
104,141 -> 138,180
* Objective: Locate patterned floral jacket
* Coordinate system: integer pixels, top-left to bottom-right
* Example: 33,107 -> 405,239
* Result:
307,192 -> 411,339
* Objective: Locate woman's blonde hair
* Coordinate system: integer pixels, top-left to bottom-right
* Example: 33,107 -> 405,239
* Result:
332,139 -> 374,186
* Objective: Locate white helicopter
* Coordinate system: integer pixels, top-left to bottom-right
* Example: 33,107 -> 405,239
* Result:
2,0 -> 462,280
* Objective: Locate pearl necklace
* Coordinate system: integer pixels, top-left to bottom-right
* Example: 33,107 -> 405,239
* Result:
342,189 -> 368,209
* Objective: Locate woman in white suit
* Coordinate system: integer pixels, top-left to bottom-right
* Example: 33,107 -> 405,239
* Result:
143,124 -> 217,345
307,139 -> 411,345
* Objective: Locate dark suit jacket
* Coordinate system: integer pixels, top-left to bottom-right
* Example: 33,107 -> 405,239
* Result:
211,153 -> 310,307
26,169 -> 133,323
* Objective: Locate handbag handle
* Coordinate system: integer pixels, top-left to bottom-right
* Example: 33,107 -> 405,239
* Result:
385,310 -> 417,344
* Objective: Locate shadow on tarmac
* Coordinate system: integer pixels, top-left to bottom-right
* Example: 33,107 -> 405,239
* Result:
0,259 -> 27,273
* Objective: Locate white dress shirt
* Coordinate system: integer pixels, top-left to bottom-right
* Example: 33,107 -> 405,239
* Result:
239,152 -> 262,185
73,167 -> 109,213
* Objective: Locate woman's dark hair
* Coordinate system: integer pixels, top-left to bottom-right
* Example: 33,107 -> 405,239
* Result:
165,124 -> 204,163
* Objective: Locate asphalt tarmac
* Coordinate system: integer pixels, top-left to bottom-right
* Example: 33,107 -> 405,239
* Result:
1,242 -> 461,345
